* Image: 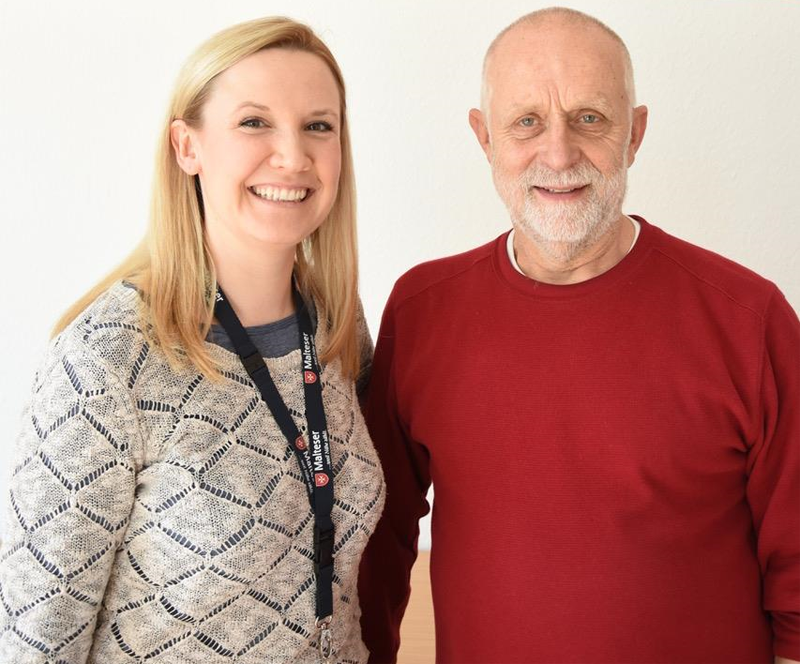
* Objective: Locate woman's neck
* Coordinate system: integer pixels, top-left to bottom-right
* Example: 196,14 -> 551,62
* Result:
208,232 -> 296,327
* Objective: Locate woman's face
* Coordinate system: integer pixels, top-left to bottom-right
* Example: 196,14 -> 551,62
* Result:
173,48 -> 342,249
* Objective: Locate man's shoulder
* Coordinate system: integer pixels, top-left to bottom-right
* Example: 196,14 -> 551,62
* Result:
389,235 -> 501,308
649,221 -> 779,318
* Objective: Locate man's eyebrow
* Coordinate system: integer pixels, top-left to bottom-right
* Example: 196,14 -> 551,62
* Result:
573,97 -> 615,112
505,97 -> 615,115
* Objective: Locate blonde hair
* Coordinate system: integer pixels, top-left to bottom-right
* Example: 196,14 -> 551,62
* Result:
53,17 -> 360,379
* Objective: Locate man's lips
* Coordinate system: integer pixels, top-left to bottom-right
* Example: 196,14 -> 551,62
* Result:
531,184 -> 589,200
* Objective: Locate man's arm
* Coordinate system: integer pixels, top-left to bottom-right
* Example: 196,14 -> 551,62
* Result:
746,289 -> 800,662
358,292 -> 431,664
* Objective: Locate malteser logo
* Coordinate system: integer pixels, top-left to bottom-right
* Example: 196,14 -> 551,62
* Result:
304,371 -> 317,384
295,436 -> 307,451
314,473 -> 329,487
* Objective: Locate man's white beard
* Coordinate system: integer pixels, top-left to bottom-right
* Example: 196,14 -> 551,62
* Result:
495,158 -> 628,263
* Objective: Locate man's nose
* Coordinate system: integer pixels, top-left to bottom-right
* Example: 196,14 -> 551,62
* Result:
539,120 -> 582,171
268,131 -> 311,172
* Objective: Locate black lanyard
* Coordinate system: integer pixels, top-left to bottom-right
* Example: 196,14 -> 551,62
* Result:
214,285 -> 335,658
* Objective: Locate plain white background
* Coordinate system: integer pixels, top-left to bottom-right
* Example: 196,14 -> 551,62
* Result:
1,1 -> 798,548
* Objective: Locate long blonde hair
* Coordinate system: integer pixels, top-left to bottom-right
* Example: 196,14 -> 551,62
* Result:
53,17 -> 360,379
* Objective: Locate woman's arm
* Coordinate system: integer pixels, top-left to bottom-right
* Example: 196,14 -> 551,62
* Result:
0,333 -> 142,662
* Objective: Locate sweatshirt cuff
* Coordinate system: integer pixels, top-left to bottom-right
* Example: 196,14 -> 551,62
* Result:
773,610 -> 800,661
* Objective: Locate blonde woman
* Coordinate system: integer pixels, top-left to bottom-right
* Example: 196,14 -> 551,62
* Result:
0,17 -> 384,663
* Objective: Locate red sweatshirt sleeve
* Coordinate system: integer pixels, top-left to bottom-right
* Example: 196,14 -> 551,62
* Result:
358,291 -> 432,664
746,288 -> 800,660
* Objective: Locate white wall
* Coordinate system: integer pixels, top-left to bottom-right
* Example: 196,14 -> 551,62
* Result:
1,1 -> 798,548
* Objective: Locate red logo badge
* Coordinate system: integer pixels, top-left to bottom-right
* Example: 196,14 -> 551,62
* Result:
295,436 -> 307,451
304,371 -> 317,384
314,473 -> 329,487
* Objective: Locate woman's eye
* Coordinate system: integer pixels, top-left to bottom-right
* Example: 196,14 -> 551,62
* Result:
306,121 -> 333,132
240,118 -> 266,129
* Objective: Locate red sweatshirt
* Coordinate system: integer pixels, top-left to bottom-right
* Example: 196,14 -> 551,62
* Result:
359,217 -> 800,663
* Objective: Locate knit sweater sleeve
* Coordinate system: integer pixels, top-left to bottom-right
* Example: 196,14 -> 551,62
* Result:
746,288 -> 800,660
0,329 -> 142,663
358,288 -> 431,664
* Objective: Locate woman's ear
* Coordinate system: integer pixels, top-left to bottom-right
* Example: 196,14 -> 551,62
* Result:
170,119 -> 201,175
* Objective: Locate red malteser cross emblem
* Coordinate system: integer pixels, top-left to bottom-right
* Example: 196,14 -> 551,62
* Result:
314,473 -> 329,487
304,371 -> 317,384
295,436 -> 307,451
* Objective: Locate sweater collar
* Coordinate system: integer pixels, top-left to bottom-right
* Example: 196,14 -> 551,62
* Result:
493,214 -> 654,299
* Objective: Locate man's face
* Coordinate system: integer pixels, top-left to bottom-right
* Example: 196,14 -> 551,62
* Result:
471,20 -> 647,259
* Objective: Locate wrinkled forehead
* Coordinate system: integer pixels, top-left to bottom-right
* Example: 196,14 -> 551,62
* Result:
487,22 -> 632,111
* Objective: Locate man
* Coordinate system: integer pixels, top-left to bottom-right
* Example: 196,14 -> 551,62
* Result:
358,7 -> 799,664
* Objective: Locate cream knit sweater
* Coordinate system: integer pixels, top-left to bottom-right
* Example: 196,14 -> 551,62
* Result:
0,282 -> 385,663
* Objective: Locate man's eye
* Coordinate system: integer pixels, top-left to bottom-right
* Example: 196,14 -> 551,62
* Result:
240,118 -> 266,129
519,117 -> 536,127
307,121 -> 333,132
581,114 -> 600,124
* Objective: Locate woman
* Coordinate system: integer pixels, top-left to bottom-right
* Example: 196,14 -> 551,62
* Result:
0,17 -> 384,663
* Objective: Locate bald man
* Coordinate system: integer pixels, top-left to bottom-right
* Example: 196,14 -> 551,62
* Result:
359,8 -> 799,664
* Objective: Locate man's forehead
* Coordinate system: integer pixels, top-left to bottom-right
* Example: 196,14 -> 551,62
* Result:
490,58 -> 628,111
487,23 -> 626,86
487,20 -> 630,100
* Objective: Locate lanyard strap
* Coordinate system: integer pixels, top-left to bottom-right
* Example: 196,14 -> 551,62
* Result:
213,286 -> 335,622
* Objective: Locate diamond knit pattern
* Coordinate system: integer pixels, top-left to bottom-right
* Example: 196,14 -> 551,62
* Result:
0,283 -> 385,663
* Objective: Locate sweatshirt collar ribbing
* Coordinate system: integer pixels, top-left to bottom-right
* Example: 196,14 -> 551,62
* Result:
493,214 -> 654,299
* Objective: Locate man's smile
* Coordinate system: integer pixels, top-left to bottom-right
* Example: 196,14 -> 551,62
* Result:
531,184 -> 589,201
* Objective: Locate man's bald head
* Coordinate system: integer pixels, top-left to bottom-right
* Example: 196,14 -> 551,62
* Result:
481,8 -> 636,117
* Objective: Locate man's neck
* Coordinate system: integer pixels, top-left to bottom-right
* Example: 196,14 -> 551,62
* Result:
512,215 -> 635,285
207,229 -> 296,327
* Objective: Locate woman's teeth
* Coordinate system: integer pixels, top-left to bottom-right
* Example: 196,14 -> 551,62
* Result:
251,186 -> 309,202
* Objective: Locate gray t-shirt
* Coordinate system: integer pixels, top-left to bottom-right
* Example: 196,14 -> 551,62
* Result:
208,313 -> 301,359
208,311 -> 370,396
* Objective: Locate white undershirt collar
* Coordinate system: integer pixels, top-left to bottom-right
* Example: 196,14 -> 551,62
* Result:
506,215 -> 641,276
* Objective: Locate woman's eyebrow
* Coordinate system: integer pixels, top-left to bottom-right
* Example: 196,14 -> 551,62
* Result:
308,108 -> 339,117
234,101 -> 269,112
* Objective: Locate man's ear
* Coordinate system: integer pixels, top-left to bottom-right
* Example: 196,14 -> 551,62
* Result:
170,119 -> 201,175
468,108 -> 492,164
626,105 -> 648,167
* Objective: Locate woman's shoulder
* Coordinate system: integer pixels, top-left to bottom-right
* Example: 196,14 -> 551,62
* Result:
49,281 -> 148,378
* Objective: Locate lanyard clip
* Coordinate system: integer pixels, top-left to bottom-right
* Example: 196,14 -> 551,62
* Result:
241,351 -> 267,377
313,524 -> 335,574
316,615 -> 334,662
313,521 -> 335,632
